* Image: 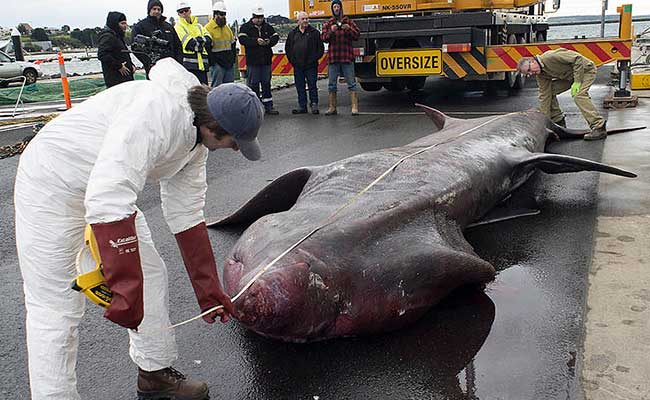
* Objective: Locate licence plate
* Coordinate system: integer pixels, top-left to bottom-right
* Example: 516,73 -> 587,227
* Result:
376,49 -> 443,77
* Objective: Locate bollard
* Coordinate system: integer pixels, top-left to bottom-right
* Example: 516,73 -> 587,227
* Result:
57,52 -> 72,109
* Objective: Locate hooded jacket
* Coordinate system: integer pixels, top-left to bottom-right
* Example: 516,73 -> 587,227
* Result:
285,24 -> 324,70
132,13 -> 183,72
321,0 -> 360,64
98,11 -> 135,88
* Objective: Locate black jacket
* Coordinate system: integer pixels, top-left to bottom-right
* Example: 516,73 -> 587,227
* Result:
285,25 -> 324,70
131,15 -> 182,72
238,20 -> 279,66
97,12 -> 134,88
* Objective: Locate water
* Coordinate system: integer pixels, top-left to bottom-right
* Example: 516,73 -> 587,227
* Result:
31,22 -> 650,78
547,21 -> 650,40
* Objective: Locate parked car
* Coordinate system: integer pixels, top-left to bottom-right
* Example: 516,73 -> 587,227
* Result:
0,50 -> 42,87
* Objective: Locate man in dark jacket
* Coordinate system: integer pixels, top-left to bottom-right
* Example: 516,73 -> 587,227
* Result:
98,11 -> 136,88
321,0 -> 360,115
131,0 -> 183,75
285,11 -> 324,114
238,4 -> 280,115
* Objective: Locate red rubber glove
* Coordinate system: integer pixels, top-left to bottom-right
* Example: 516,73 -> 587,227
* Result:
91,212 -> 144,330
175,222 -> 234,323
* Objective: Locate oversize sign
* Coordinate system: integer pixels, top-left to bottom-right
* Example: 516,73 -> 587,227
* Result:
376,49 -> 443,77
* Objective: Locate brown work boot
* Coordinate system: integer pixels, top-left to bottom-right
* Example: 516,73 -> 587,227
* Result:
137,367 -> 209,400
584,124 -> 607,141
350,91 -> 359,116
325,92 -> 337,115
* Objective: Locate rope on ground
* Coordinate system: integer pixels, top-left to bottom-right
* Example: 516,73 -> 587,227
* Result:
0,122 -> 48,160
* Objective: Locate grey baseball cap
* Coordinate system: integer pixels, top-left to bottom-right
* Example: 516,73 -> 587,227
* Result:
207,83 -> 264,161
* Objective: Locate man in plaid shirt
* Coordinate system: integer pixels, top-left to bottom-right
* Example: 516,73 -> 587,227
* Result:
321,0 -> 361,115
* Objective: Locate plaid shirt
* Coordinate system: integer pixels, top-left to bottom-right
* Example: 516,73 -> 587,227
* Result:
321,16 -> 360,64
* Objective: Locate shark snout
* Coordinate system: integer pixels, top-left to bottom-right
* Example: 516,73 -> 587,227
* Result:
231,262 -> 310,332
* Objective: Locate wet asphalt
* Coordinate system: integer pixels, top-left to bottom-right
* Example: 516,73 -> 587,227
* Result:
0,69 -> 616,399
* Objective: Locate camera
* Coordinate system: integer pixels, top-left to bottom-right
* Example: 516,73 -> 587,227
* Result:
131,30 -> 171,66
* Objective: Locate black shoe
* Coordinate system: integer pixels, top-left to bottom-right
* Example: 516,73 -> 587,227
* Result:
265,109 -> 279,115
292,108 -> 308,114
310,104 -> 319,115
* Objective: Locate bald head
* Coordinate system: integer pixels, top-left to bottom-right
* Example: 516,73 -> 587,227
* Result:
297,11 -> 309,29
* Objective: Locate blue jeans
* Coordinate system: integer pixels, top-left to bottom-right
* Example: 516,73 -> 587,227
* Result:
210,64 -> 235,88
327,62 -> 357,93
294,66 -> 318,109
247,64 -> 273,111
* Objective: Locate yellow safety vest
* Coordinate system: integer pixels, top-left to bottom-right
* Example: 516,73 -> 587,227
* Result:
175,16 -> 210,71
205,19 -> 235,54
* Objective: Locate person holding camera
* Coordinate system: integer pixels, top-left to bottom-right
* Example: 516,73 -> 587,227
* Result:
321,0 -> 360,115
238,4 -> 280,115
98,11 -> 136,88
205,1 -> 237,87
174,1 -> 212,84
132,0 -> 183,75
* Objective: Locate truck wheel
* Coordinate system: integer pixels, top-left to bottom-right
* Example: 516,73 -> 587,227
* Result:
406,77 -> 426,91
383,78 -> 406,92
360,82 -> 383,92
504,34 -> 525,90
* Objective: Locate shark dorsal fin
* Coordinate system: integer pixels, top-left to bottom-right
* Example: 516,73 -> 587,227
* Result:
415,104 -> 452,131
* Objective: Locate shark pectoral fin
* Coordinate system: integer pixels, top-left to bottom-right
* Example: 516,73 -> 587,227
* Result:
415,103 -> 458,131
519,153 -> 637,178
207,167 -> 315,228
467,208 -> 540,229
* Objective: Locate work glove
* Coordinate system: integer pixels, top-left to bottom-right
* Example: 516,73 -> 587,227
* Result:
196,36 -> 206,52
91,212 -> 144,330
186,38 -> 198,53
570,82 -> 581,97
175,222 -> 234,324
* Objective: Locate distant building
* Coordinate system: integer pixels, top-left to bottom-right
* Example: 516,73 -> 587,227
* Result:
0,26 -> 12,37
0,39 -> 11,52
17,23 -> 33,35
44,27 -> 64,35
30,41 -> 53,51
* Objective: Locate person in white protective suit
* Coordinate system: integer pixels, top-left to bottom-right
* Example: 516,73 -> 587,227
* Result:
14,58 -> 264,400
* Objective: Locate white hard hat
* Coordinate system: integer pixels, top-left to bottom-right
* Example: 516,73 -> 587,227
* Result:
176,1 -> 191,11
213,1 -> 227,12
252,4 -> 264,16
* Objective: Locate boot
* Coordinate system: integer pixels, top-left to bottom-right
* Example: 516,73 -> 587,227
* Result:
137,367 -> 209,400
584,123 -> 607,141
310,103 -> 319,115
325,92 -> 337,116
350,91 -> 359,116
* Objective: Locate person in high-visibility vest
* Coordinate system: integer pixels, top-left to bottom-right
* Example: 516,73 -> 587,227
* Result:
206,1 -> 237,88
174,1 -> 212,84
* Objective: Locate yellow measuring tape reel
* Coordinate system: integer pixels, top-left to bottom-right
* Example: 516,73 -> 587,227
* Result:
71,225 -> 113,308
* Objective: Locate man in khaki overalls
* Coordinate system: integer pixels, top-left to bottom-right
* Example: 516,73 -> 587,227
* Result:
517,48 -> 607,140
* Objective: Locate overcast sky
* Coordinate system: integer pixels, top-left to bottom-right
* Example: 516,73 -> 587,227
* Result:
3,0 -> 650,30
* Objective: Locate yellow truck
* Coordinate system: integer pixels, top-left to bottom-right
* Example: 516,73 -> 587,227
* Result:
288,0 -> 558,91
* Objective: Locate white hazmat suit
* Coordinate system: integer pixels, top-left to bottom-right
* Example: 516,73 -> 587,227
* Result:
14,59 -> 216,399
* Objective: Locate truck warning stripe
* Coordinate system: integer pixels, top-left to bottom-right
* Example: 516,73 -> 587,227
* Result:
238,54 -> 329,75
443,54 -> 467,79
492,47 -> 518,69
441,48 -> 487,79
488,40 -> 632,72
